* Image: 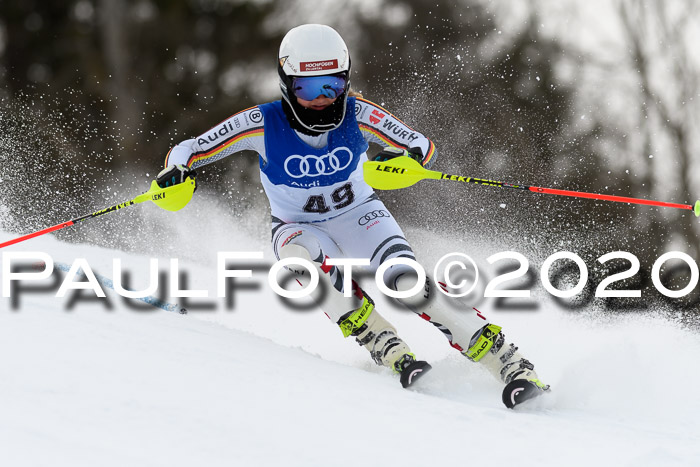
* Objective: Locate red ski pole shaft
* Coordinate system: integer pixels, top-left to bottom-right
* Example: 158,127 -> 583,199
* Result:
0,221 -> 76,249
0,199 -> 136,250
527,186 -> 696,212
437,173 -> 699,215
0,176 -> 196,250
364,157 -> 700,216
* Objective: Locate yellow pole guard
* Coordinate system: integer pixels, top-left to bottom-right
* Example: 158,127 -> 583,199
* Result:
134,176 -> 196,212
363,156 -> 441,190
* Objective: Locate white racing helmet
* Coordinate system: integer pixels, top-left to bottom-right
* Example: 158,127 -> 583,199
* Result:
278,24 -> 351,133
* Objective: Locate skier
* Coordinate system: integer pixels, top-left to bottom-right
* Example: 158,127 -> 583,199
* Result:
157,24 -> 549,408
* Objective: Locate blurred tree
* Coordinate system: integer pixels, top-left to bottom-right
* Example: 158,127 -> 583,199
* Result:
0,0 -> 285,165
351,1 -> 591,254
0,0 -> 584,246
0,0 -> 666,267
617,0 -> 700,258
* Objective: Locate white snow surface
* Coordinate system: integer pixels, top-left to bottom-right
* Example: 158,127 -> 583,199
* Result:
1,227 -> 700,467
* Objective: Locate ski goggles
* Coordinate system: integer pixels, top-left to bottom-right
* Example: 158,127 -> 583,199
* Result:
291,74 -> 348,101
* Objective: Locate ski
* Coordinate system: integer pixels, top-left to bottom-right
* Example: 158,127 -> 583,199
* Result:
400,360 -> 432,388
502,379 -> 550,408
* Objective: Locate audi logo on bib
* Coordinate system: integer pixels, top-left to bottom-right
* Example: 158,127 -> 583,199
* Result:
284,147 -> 354,179
358,210 -> 391,225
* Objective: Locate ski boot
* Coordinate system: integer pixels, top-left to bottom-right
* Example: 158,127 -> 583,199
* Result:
465,324 -> 550,408
339,298 -> 431,389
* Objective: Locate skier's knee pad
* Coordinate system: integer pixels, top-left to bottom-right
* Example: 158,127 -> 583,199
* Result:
279,243 -> 312,261
279,242 -> 364,323
279,241 -> 337,291
390,269 -> 431,310
278,243 -> 319,290
278,238 -> 320,263
386,265 -> 421,291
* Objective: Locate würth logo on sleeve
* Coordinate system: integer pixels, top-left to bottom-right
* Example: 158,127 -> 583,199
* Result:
300,59 -> 338,72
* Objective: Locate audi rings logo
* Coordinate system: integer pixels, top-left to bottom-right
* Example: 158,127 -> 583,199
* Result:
358,210 -> 391,225
284,147 -> 354,179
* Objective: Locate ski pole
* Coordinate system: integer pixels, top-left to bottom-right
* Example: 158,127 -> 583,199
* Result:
38,261 -> 188,314
363,156 -> 700,216
0,177 -> 196,249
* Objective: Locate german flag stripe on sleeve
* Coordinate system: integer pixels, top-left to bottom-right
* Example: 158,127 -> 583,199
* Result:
422,139 -> 436,167
187,127 -> 264,166
164,147 -> 175,168
164,106 -> 262,168
359,123 -> 406,148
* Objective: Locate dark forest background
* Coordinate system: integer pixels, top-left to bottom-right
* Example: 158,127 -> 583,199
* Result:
1,0 -> 700,312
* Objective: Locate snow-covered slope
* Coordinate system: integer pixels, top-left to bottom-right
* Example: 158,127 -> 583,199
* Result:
1,229 -> 699,467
